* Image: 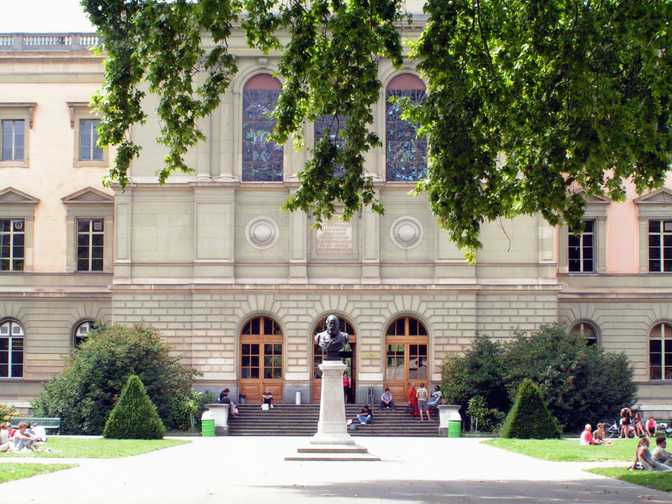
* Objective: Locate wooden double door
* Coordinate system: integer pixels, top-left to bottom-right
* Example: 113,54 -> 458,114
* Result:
239,316 -> 283,403
384,317 -> 429,402
311,317 -> 357,404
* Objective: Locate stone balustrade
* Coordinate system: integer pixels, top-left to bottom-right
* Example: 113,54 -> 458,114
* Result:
0,33 -> 99,51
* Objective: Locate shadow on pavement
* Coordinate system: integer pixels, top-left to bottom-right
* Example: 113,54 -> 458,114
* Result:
266,479 -> 672,503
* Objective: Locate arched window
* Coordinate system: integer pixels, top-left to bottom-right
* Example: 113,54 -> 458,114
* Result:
74,320 -> 96,347
650,322 -> 672,380
570,322 -> 599,346
386,74 -> 427,181
240,315 -> 283,402
0,319 -> 24,378
385,316 -> 428,400
242,74 -> 283,182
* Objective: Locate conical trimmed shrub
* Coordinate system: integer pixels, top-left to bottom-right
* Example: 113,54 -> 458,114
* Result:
103,374 -> 165,439
500,379 -> 561,439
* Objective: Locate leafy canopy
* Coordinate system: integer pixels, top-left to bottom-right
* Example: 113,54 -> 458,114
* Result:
83,0 -> 672,253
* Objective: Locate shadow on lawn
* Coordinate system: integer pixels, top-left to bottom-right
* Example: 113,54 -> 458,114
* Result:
266,479 -> 672,503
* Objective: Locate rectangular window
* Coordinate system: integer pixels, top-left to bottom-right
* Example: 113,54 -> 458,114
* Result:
79,119 -> 103,161
648,220 -> 672,272
76,218 -> 104,272
0,219 -> 25,271
568,220 -> 594,273
1,119 -> 25,161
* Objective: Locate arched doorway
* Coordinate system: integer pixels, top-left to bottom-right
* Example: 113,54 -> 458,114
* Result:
312,317 -> 356,403
384,316 -> 428,401
239,316 -> 283,403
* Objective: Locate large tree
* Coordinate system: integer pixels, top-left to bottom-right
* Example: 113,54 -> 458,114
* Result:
83,0 -> 672,255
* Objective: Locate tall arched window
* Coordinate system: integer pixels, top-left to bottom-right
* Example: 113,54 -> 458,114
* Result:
650,322 -> 672,380
74,320 -> 96,347
386,74 -> 427,181
240,315 -> 283,402
570,322 -> 599,346
385,316 -> 428,400
0,319 -> 24,378
242,74 -> 283,182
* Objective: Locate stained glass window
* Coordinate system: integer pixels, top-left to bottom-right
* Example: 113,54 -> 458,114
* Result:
242,74 -> 283,182
386,74 -> 427,181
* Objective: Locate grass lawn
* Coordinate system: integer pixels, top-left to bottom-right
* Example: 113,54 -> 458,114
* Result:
0,463 -> 77,484
485,438 -> 638,462
589,467 -> 672,493
0,438 -> 189,459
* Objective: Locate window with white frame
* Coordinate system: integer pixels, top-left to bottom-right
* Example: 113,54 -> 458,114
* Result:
74,320 -> 96,347
648,220 -> 672,272
76,218 -> 104,272
570,322 -> 599,346
568,220 -> 594,273
79,119 -> 103,161
1,119 -> 25,161
0,319 -> 24,378
650,322 -> 672,380
0,219 -> 25,271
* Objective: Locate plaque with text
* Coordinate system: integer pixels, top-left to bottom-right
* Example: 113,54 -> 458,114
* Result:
315,218 -> 353,257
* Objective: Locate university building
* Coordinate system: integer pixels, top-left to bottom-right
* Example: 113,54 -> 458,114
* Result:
1,26 -> 671,413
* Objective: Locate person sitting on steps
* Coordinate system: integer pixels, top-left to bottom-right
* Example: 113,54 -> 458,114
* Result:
380,388 -> 394,409
218,387 -> 239,417
262,390 -> 274,410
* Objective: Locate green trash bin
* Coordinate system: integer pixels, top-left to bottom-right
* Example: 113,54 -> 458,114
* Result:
202,419 -> 215,437
448,419 -> 461,438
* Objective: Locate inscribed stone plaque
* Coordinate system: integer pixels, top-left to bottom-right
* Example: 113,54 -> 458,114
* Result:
315,218 -> 353,256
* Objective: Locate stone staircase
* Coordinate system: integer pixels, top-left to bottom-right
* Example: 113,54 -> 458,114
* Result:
228,404 -> 440,437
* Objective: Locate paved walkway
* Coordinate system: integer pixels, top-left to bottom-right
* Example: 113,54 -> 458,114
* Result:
1,437 -> 671,504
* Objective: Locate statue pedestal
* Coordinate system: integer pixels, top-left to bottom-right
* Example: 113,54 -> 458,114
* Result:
312,360 -> 354,445
285,360 -> 380,462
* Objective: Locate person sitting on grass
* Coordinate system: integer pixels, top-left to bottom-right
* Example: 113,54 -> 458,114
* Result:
0,423 -> 12,453
580,424 -> 600,446
633,412 -> 645,438
12,422 -> 36,452
633,437 -> 672,471
646,416 -> 657,437
593,423 -> 609,442
652,437 -> 672,467
380,388 -> 394,409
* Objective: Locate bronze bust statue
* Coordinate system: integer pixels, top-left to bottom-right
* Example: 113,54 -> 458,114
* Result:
314,314 -> 349,360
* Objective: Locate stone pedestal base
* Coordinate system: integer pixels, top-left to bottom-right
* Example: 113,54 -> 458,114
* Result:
285,360 -> 379,462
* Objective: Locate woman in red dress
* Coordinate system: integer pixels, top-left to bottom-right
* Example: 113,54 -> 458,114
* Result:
407,383 -> 419,417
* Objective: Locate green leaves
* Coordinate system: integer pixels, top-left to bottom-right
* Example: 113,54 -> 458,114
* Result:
84,0 -> 672,253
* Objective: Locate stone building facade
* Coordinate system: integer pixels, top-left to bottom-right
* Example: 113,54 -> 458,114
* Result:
1,25 -> 671,411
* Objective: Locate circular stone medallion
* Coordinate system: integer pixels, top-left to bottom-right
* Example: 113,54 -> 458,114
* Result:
246,217 -> 279,250
390,216 -> 423,250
